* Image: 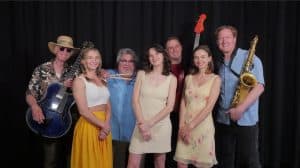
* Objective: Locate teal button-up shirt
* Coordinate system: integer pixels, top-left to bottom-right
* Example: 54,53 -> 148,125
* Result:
107,69 -> 136,142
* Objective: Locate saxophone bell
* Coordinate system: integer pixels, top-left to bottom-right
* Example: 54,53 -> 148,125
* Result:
240,72 -> 257,88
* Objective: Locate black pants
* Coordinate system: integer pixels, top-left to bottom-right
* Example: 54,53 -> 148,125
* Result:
43,138 -> 66,168
215,122 -> 261,168
113,140 -> 130,168
30,135 -> 69,168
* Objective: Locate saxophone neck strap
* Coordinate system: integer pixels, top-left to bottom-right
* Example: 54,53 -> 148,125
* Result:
228,48 -> 255,79
220,48 -> 240,78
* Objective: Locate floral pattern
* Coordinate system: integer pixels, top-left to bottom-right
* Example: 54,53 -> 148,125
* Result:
174,75 -> 218,167
26,60 -> 70,100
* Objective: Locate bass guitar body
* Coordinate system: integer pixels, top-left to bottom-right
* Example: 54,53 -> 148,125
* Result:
26,82 -> 74,138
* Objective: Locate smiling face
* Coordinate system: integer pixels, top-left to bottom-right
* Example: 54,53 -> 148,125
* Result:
118,53 -> 135,75
54,46 -> 73,62
148,47 -> 164,68
81,49 -> 102,72
166,38 -> 182,64
216,28 -> 237,55
193,48 -> 212,72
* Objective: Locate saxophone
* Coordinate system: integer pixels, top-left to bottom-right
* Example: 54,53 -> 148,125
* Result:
231,35 -> 258,107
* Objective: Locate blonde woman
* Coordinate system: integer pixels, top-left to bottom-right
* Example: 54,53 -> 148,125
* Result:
71,47 -> 112,168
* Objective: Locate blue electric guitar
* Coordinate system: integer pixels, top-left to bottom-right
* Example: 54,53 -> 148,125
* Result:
25,41 -> 94,138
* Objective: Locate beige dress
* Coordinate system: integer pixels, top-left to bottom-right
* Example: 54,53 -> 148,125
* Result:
129,71 -> 172,154
174,74 -> 218,167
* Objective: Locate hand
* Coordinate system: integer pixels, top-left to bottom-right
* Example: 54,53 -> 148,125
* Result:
137,121 -> 152,141
98,129 -> 108,140
141,130 -> 152,141
179,124 -> 192,145
63,78 -> 73,88
101,121 -> 111,135
138,121 -> 151,133
182,132 -> 191,145
31,104 -> 45,124
227,106 -> 244,121
100,69 -> 110,79
98,121 -> 111,140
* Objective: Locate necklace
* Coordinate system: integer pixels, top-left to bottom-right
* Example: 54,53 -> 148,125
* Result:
194,74 -> 212,86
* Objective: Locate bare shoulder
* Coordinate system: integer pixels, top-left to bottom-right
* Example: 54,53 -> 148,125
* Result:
73,75 -> 85,87
212,74 -> 221,86
186,74 -> 192,80
183,74 -> 192,83
169,73 -> 177,81
137,70 -> 145,76
134,70 -> 145,83
213,74 -> 221,82
169,74 -> 177,85
136,70 -> 146,79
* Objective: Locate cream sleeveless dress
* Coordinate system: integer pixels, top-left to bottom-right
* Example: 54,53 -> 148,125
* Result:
174,74 -> 218,167
129,71 -> 172,154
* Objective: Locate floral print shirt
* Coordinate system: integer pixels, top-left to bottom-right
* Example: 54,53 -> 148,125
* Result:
26,59 -> 70,101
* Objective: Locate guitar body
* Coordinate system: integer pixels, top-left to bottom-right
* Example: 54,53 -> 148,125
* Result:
26,83 -> 74,138
25,41 -> 94,138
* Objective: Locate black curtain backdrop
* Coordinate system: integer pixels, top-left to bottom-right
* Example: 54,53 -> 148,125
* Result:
1,1 -> 299,167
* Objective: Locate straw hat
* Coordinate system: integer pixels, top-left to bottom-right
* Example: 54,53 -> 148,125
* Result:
48,35 -> 79,54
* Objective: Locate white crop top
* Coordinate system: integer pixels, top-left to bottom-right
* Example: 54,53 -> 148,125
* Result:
80,76 -> 110,107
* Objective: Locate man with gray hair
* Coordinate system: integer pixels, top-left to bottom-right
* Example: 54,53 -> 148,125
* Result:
106,48 -> 138,168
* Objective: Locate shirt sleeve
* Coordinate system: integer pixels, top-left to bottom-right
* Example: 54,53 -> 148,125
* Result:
26,66 -> 43,100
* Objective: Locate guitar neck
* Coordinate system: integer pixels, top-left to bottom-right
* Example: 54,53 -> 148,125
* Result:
193,33 -> 200,50
61,41 -> 94,82
62,55 -> 81,81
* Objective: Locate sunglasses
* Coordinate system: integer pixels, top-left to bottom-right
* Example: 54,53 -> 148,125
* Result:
59,47 -> 72,53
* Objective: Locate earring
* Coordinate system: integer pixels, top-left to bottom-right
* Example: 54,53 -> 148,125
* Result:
205,62 -> 211,74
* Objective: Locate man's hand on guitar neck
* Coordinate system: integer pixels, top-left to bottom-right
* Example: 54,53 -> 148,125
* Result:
63,78 -> 74,88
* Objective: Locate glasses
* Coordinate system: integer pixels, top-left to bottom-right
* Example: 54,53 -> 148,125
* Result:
119,59 -> 134,64
59,47 -> 72,53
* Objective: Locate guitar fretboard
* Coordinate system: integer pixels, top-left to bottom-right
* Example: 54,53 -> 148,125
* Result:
193,34 -> 200,50
62,55 -> 81,81
62,41 -> 95,82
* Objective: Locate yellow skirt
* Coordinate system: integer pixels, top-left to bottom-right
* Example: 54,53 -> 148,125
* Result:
71,111 -> 113,168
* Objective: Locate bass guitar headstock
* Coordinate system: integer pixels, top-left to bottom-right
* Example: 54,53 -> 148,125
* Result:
194,13 -> 207,34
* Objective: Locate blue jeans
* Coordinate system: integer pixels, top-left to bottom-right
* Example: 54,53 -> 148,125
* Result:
215,122 -> 261,168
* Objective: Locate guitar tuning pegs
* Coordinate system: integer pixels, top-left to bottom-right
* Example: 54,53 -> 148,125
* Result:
82,41 -> 95,49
